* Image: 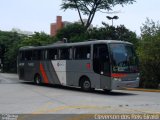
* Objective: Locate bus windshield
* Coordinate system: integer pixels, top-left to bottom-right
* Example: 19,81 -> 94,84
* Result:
109,43 -> 138,73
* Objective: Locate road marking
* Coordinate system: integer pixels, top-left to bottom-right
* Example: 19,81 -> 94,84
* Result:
66,114 -> 93,120
32,105 -> 111,114
32,102 -> 54,114
32,103 -> 160,114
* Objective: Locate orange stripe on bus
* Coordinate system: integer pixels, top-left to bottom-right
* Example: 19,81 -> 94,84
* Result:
40,63 -> 49,84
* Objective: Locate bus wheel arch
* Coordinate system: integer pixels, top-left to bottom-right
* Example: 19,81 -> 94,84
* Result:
79,76 -> 91,91
34,73 -> 42,85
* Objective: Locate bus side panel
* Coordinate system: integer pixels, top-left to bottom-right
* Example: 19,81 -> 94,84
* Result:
65,60 -> 75,86
25,61 -> 39,82
65,60 -> 77,86
18,62 -> 25,80
66,60 -> 101,89
100,75 -> 112,90
18,61 -> 34,82
50,60 -> 67,85
40,61 -> 61,85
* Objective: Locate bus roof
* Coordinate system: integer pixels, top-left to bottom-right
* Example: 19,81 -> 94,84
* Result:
19,40 -> 133,50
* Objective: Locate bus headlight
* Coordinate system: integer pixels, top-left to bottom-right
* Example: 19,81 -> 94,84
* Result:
113,78 -> 122,81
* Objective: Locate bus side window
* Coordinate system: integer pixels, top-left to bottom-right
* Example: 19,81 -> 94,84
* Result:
74,46 -> 91,60
32,50 -> 43,60
47,49 -> 58,60
19,51 -> 25,61
59,48 -> 70,60
25,51 -> 32,60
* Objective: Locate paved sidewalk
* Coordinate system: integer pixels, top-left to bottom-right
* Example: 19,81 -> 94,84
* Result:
0,73 -> 18,81
126,88 -> 160,92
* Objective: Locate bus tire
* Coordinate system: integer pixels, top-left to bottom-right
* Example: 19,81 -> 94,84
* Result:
80,77 -> 91,91
34,74 -> 42,85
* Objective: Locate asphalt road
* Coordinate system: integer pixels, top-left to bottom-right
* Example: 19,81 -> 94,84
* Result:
0,73 -> 160,115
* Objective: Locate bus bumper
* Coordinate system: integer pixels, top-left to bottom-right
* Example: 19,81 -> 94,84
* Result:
111,80 -> 140,90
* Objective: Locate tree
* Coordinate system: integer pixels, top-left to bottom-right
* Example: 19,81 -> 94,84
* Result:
56,22 -> 138,44
55,23 -> 86,42
0,31 -> 54,73
19,32 -> 54,47
61,0 -> 135,29
137,19 -> 160,88
0,31 -> 24,72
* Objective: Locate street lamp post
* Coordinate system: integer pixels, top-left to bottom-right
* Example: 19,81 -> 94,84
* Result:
106,16 -> 119,26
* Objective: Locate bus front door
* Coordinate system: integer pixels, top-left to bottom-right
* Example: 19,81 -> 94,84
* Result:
93,44 -> 111,90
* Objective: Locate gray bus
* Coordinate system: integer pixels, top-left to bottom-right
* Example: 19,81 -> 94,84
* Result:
17,40 -> 139,92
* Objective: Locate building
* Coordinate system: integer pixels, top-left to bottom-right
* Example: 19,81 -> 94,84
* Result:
50,16 -> 72,36
50,16 -> 93,36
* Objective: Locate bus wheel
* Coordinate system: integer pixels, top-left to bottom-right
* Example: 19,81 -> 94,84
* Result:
81,78 -> 91,91
103,89 -> 111,93
34,74 -> 41,85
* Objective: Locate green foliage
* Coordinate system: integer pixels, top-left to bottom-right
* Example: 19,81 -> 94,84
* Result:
137,19 -> 160,88
55,23 -> 87,42
61,0 -> 135,29
0,31 -> 23,73
0,31 -> 54,73
88,24 -> 138,45
19,32 -> 54,47
56,23 -> 138,45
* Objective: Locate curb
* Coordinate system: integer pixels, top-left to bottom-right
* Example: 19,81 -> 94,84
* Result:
125,88 -> 160,93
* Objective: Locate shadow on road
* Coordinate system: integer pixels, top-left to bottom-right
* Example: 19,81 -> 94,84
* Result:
21,82 -> 138,96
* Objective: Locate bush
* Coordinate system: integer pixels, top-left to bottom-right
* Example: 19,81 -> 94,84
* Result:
137,19 -> 160,88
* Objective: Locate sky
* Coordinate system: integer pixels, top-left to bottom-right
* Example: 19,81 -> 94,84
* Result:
0,0 -> 160,35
